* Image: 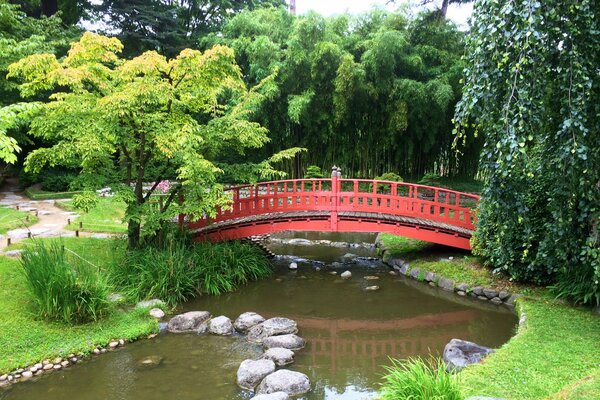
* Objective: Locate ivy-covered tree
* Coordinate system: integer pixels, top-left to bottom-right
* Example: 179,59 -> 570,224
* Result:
6,32 -> 299,248
455,0 -> 599,305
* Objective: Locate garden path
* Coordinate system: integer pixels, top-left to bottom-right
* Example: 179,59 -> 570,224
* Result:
0,178 -> 77,250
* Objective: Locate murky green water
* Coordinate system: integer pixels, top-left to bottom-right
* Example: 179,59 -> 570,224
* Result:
2,232 -> 517,400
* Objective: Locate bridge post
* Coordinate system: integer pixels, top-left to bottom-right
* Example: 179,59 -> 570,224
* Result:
331,166 -> 340,231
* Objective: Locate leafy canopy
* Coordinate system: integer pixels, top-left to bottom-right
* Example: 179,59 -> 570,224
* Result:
7,32 -> 300,247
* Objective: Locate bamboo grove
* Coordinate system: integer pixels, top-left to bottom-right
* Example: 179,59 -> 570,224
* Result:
204,7 -> 482,180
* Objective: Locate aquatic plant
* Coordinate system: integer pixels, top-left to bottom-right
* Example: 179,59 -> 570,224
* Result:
380,357 -> 461,400
111,240 -> 272,305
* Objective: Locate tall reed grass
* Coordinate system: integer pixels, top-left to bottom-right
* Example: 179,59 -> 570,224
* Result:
380,357 -> 462,400
111,240 -> 272,306
20,241 -> 111,324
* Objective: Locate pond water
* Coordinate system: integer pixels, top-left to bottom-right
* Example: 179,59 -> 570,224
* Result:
2,232 -> 518,400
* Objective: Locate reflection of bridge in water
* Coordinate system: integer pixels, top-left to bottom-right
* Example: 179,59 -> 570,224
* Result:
290,310 -> 477,374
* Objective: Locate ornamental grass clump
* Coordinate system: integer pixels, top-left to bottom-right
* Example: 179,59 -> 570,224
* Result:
111,240 -> 199,307
21,241 -> 111,324
193,241 -> 272,296
112,240 -> 272,305
380,357 -> 461,400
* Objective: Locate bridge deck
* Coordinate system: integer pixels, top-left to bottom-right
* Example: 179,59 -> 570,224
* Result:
190,210 -> 474,238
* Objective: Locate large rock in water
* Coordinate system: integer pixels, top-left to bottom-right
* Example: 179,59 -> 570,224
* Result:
257,369 -> 310,396
443,339 -> 494,372
167,311 -> 211,333
262,334 -> 305,350
234,312 -> 265,333
208,315 -> 233,335
261,347 -> 295,366
248,318 -> 298,343
251,393 -> 289,400
237,359 -> 276,390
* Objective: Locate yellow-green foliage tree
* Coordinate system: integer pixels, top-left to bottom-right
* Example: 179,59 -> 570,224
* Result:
7,32 -> 299,248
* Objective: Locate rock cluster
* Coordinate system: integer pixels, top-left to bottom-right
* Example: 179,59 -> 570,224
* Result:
163,309 -> 311,398
229,313 -> 309,399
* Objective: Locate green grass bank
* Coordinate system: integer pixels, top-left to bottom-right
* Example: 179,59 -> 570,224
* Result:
58,197 -> 128,233
0,207 -> 38,234
379,234 -> 600,400
0,238 -> 157,374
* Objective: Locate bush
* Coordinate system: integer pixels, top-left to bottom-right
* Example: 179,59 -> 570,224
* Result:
304,165 -> 324,179
380,357 -> 461,400
376,172 -> 404,182
20,241 -> 112,324
111,240 -> 272,306
18,169 -> 40,189
72,191 -> 100,213
40,169 -> 78,192
418,172 -> 441,186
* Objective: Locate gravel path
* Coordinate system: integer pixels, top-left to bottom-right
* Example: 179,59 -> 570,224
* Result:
0,179 -> 78,250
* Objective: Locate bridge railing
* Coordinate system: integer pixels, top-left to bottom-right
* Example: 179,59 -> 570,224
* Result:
194,178 -> 479,231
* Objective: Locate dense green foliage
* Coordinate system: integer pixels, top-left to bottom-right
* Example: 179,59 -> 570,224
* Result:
20,241 -> 111,323
455,0 -> 599,305
0,239 -> 157,374
380,357 -> 461,400
205,7 -> 481,179
71,191 -> 99,213
5,32 -> 300,247
94,0 -> 285,57
0,1 -> 79,162
110,240 -> 272,305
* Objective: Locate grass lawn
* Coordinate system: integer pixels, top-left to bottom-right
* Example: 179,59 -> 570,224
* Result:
0,237 -> 158,374
379,233 -> 600,400
59,197 -> 128,234
0,206 -> 38,234
380,233 -> 517,290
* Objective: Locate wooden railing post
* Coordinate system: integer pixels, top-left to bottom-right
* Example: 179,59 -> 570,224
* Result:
331,166 -> 340,230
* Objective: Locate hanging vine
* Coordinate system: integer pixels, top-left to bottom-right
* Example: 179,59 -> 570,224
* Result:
455,0 -> 599,304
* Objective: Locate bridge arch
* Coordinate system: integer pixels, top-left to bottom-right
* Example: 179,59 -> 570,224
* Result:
185,174 -> 479,250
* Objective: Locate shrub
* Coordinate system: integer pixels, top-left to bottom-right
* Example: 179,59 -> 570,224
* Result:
72,191 -> 100,213
418,172 -> 441,186
40,169 -> 78,192
376,172 -> 404,182
20,241 -> 112,324
304,165 -> 324,179
18,169 -> 40,189
111,240 -> 272,306
380,357 -> 461,400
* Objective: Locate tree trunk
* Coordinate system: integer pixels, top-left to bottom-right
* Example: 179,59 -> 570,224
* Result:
440,0 -> 449,17
41,0 -> 58,17
127,219 -> 141,249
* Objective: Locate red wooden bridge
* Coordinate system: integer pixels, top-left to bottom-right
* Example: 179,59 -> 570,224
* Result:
187,171 -> 479,250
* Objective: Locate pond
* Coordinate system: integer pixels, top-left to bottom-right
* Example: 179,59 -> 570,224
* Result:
2,232 -> 518,400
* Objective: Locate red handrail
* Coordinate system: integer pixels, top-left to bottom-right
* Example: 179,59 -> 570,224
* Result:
192,178 -> 479,231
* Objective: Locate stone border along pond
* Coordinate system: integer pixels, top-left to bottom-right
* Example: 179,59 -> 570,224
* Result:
374,234 -> 522,307
0,308 -> 310,400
